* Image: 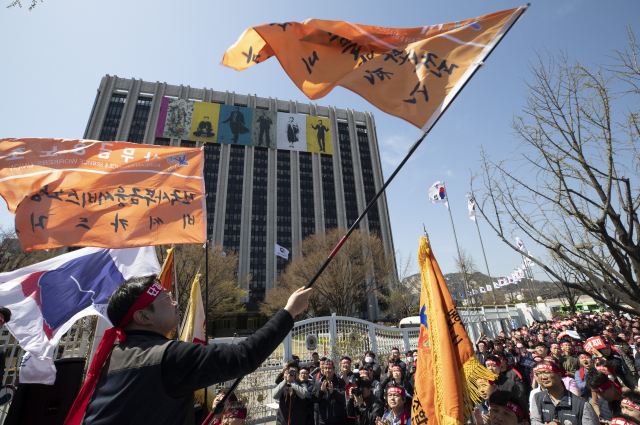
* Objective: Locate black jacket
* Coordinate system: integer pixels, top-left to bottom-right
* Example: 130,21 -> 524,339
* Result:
347,393 -> 384,425
273,380 -> 308,425
313,374 -> 347,424
83,309 -> 294,425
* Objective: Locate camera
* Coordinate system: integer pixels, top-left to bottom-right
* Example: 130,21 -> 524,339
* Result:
288,370 -> 296,376
352,387 -> 363,397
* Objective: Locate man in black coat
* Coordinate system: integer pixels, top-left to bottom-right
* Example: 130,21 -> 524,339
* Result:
273,360 -> 308,425
313,360 -> 347,425
347,377 -> 383,425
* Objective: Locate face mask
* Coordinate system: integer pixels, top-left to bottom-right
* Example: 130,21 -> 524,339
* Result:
365,356 -> 373,363
406,357 -> 413,363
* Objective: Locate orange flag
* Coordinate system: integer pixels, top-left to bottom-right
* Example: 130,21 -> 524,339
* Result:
412,236 -> 497,425
157,246 -> 175,293
223,6 -> 527,130
0,138 -> 206,251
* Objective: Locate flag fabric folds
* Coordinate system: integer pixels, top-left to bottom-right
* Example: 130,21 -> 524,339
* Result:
486,284 -> 492,292
515,236 -> 529,255
465,195 -> 476,221
429,181 -> 449,209
275,243 -> 289,260
157,246 -> 175,293
223,8 -> 525,130
0,138 -> 206,252
0,246 -> 159,384
413,236 -> 496,425
479,287 -> 486,294
180,274 -> 207,345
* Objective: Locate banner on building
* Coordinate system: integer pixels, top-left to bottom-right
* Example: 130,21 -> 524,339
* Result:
306,116 -> 333,154
0,138 -> 206,251
190,102 -> 220,143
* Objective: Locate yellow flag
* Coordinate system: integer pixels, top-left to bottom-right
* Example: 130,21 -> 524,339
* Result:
179,274 -> 207,345
157,247 -> 175,293
412,236 -> 497,425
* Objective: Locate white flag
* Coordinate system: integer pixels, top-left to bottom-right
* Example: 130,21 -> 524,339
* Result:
275,243 -> 289,260
493,282 -> 500,289
515,236 -> 529,255
428,181 -> 448,209
486,284 -> 492,292
465,195 -> 476,221
472,289 -> 479,295
479,287 -> 486,294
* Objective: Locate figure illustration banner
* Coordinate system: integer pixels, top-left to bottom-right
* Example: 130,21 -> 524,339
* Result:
163,99 -> 194,140
277,113 -> 307,152
190,102 -> 220,143
251,109 -> 277,149
217,105 -> 253,146
306,116 -> 332,154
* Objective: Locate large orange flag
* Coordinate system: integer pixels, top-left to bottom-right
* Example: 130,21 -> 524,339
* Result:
412,236 -> 496,425
0,138 -> 206,251
223,6 -> 527,130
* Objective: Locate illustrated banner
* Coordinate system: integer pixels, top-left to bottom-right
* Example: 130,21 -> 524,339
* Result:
0,138 -> 206,251
277,113 -> 307,151
163,99 -> 194,140
190,102 -> 220,143
217,105 -> 253,146
306,116 -> 332,154
251,109 -> 277,149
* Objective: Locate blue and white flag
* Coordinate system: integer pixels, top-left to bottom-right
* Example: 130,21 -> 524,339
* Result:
0,247 -> 159,384
428,181 -> 449,209
515,236 -> 529,255
465,195 -> 476,221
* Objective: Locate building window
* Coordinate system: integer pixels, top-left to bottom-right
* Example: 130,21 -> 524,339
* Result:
357,125 -> 381,235
99,93 -> 127,141
181,140 -> 197,148
223,145 -> 244,252
338,122 -> 359,227
277,150 -> 291,275
155,137 -> 170,146
299,152 -> 315,239
249,147 -> 268,302
204,143 -> 221,240
127,96 -> 153,144
321,154 -> 338,230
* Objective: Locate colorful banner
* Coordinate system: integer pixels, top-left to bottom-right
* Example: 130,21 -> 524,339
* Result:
306,116 -> 332,154
217,105 -> 253,146
163,99 -> 194,140
277,113 -> 307,151
222,8 -> 525,130
154,97 -> 170,138
190,102 -> 220,143
0,138 -> 206,251
251,109 -> 277,149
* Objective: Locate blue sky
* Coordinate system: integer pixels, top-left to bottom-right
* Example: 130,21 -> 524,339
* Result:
1,0 -> 638,280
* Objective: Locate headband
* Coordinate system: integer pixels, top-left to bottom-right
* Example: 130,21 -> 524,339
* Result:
341,359 -> 351,364
551,343 -> 560,348
391,366 -> 402,372
596,366 -> 615,375
300,368 -> 309,374
544,357 -> 560,366
359,369 -> 369,374
224,410 -> 246,419
324,360 -> 334,366
490,402 -> 524,420
533,357 -> 543,362
612,419 -> 632,425
534,364 -> 561,374
391,349 -> 399,353
622,398 -> 640,411
485,360 -> 500,367
477,378 -> 495,386
478,342 -> 486,346
579,353 -> 592,359
591,379 -> 621,394
388,387 -> 405,396
65,281 -> 164,425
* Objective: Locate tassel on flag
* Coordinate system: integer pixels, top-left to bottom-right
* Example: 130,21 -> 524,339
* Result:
179,274 -> 207,345
429,181 -> 449,209
157,246 -> 175,293
465,195 -> 476,222
413,236 -> 497,425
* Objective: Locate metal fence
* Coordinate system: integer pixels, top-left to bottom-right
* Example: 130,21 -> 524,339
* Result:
0,305 -> 529,424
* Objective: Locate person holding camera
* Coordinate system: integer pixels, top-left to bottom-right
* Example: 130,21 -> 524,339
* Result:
347,377 -> 384,425
313,359 -> 347,425
358,364 -> 382,400
273,360 -> 308,425
376,384 -> 410,425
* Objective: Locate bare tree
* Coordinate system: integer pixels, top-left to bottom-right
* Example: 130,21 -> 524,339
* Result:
260,227 -> 392,319
0,226 -> 60,272
380,252 -> 415,326
471,29 -> 640,314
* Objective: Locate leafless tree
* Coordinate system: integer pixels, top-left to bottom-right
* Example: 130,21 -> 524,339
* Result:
380,252 -> 415,326
471,29 -> 640,314
0,226 -> 60,272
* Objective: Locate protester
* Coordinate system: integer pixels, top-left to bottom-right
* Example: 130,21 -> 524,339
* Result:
621,390 -> 640,422
576,352 -> 596,399
381,365 -> 414,399
221,401 -> 248,425
484,355 -> 522,400
561,340 -> 580,375
359,364 -> 382,400
378,384 -> 410,425
347,377 -> 384,425
363,351 -> 382,382
475,378 -> 499,422
478,391 -> 528,425
313,359 -> 347,425
588,370 -> 623,422
299,366 -> 316,425
65,276 -> 312,425
339,357 -> 357,385
206,389 -> 239,425
273,360 -> 308,425
384,348 -> 407,374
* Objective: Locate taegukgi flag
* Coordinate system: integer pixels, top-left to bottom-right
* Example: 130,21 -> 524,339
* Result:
515,236 -> 529,255
465,195 -> 476,221
429,181 -> 448,209
486,285 -> 492,292
479,287 -> 486,294
0,246 -> 159,384
275,243 -> 289,260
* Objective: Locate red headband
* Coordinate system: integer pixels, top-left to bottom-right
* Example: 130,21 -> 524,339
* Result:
391,349 -> 399,353
551,343 -> 560,348
391,366 -> 402,372
490,402 -> 524,420
596,365 -> 615,375
612,419 -> 632,425
534,363 -> 561,374
341,359 -> 351,364
388,387 -> 405,396
300,368 -> 309,374
65,281 -> 164,425
485,360 -> 500,367
224,410 -> 246,419
622,398 -> 640,412
324,360 -> 334,366
592,380 -> 621,394
579,353 -> 592,359
477,378 -> 495,386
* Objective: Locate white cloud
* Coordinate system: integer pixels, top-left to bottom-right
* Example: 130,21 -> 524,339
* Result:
379,134 -> 422,167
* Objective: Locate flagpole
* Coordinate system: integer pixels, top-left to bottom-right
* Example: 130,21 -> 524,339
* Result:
202,5 -> 530,421
520,253 -> 538,304
443,182 -> 474,312
473,218 -> 496,305
173,244 -> 180,334
204,239 -> 209,412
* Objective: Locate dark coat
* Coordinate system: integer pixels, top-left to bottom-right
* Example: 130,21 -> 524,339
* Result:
273,381 -> 308,425
313,374 -> 347,425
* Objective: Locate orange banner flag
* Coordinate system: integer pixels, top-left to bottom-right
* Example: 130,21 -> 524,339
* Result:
0,138 -> 206,251
223,6 -> 527,130
412,236 -> 496,425
157,246 -> 175,293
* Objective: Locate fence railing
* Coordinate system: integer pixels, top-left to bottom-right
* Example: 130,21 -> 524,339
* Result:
0,304 -> 530,424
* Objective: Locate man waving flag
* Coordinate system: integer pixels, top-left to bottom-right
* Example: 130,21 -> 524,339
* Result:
413,236 -> 496,425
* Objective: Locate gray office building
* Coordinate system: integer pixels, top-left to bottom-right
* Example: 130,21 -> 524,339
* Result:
84,75 -> 395,320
